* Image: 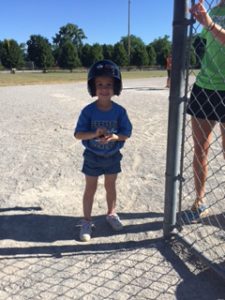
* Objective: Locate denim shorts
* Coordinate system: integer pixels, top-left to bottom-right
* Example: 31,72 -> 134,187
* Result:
82,149 -> 123,176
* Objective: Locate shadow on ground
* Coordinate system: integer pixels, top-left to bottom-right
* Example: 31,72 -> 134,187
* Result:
0,206 -> 163,245
1,207 -> 225,299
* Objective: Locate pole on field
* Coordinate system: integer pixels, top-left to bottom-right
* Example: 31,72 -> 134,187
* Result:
128,0 -> 131,64
163,0 -> 189,238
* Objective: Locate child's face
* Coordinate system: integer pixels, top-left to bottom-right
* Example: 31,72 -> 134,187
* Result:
95,76 -> 114,101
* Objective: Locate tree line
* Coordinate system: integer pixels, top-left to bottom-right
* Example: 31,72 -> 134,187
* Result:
0,23 -> 199,72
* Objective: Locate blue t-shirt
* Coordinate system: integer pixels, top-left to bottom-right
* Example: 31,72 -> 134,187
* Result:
75,101 -> 132,156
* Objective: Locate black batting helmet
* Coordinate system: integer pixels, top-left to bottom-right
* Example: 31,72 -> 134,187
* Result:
87,60 -> 122,97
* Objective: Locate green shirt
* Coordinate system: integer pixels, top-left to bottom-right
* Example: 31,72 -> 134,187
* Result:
196,6 -> 225,91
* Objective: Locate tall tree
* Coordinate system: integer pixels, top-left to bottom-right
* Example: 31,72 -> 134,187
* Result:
150,35 -> 172,67
80,44 -> 92,67
112,43 -> 128,66
0,41 -> 3,66
58,41 -> 80,71
120,35 -> 148,66
53,23 -> 86,47
0,41 -> 3,58
1,39 -> 24,69
19,42 -> 27,62
27,35 -> 54,71
132,44 -> 149,67
88,43 -> 103,65
146,44 -> 156,66
80,43 -> 103,67
102,44 -> 114,60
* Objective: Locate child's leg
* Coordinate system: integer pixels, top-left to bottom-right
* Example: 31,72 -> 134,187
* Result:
104,174 -> 117,215
83,175 -> 98,220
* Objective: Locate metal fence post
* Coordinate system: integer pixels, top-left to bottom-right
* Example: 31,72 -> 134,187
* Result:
163,0 -> 189,238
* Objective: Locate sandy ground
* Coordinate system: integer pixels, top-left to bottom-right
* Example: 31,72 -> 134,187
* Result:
0,78 -> 225,299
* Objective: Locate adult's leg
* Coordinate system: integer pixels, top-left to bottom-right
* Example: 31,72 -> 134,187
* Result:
191,117 -> 216,204
104,174 -> 118,215
83,175 -> 98,220
166,70 -> 170,88
220,122 -> 225,159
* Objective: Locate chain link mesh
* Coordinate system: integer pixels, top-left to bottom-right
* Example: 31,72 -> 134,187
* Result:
177,0 -> 225,276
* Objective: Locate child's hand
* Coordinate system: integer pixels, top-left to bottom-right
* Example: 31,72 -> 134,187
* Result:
105,133 -> 119,143
95,127 -> 107,138
102,133 -> 119,143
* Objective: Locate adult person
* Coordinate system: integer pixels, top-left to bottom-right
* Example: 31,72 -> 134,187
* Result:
187,0 -> 225,220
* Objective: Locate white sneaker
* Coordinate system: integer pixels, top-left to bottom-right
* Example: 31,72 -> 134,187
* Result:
79,220 -> 93,242
106,214 -> 123,231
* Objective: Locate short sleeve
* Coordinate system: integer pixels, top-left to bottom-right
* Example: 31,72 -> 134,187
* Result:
74,108 -> 90,134
118,109 -> 132,137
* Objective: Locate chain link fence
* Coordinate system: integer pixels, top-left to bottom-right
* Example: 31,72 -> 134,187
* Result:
164,0 -> 225,280
0,242 -> 175,299
1,1 -> 225,298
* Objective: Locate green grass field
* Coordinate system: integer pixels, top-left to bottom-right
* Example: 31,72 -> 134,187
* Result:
0,70 -> 167,86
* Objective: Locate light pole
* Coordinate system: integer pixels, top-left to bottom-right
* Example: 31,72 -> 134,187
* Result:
128,0 -> 131,65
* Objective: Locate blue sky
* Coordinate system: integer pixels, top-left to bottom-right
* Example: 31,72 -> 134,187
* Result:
1,0 -> 174,45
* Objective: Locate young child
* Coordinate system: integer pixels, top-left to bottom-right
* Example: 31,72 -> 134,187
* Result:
74,59 -> 132,242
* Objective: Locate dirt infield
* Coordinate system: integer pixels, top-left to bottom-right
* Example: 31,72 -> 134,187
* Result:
0,78 -> 225,299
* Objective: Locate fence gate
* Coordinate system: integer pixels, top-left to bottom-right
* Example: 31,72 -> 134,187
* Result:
164,0 -> 225,280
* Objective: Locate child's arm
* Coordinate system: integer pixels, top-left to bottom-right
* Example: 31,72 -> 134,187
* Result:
74,132 -> 97,140
74,128 -> 107,140
103,133 -> 129,143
